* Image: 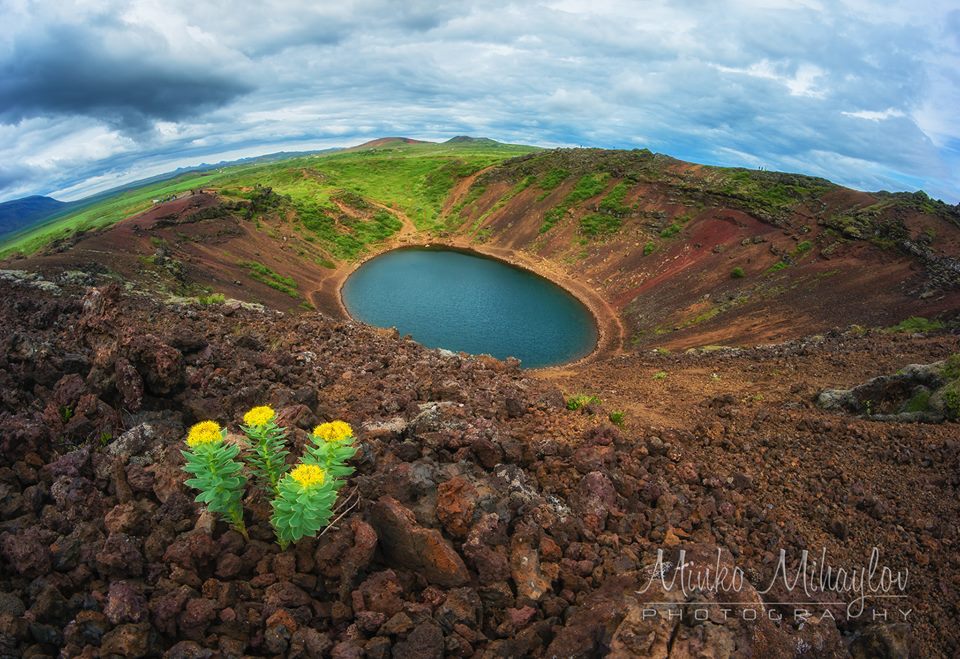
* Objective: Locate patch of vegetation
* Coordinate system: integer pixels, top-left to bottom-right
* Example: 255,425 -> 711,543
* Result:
608,411 -> 626,427
579,213 -> 622,238
598,182 -> 631,216
942,353 -> 960,380
902,389 -> 932,414
794,240 -> 813,254
196,293 -> 226,305
568,173 -> 609,204
768,261 -> 790,273
240,261 -> 300,298
297,202 -> 402,259
819,196 -> 932,249
540,173 -> 609,233
652,370 -> 668,380
714,169 -> 833,224
538,169 -> 570,193
473,227 -> 493,242
643,241 -> 657,256
566,393 -> 602,410
659,223 -> 681,238
331,189 -> 371,211
885,316 -> 945,333
731,266 -> 746,279
540,207 -> 566,234
943,380 -> 960,420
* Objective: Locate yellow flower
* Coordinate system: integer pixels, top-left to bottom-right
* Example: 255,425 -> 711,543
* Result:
290,464 -> 326,488
312,420 -> 353,443
243,405 -> 276,427
186,420 -> 223,447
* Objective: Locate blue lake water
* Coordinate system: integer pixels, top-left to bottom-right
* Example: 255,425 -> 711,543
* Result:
341,248 -> 598,367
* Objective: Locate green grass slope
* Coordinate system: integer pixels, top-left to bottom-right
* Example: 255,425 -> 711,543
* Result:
0,139 -> 538,259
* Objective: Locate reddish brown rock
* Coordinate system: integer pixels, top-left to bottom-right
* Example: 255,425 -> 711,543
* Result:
0,527 -> 53,577
96,532 -> 144,577
115,357 -> 144,411
436,588 -> 482,631
288,627 -> 332,658
105,581 -> 148,625
510,536 -> 552,601
357,570 -> 405,617
572,444 -> 615,474
177,598 -> 217,641
436,475 -> 478,538
163,531 -> 218,571
100,622 -> 152,658
126,335 -> 184,395
370,496 -> 470,587
104,502 -> 150,536
392,621 -> 444,659
577,471 -> 618,535
264,582 -> 311,609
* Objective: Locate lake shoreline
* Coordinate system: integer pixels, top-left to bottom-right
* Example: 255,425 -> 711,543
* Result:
340,246 -> 599,368
317,235 -> 625,370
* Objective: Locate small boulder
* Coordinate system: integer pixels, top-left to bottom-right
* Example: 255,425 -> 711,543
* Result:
370,496 -> 470,587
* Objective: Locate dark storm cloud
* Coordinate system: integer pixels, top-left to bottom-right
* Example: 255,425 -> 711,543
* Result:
0,19 -> 252,130
0,0 -> 957,205
0,163 -> 35,192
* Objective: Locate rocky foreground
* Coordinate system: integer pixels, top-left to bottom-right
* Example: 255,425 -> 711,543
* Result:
1,272 -> 958,657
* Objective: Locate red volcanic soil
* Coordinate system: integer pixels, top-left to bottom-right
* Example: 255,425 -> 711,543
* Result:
2,150 -> 960,655
0,274 -> 958,656
446,168 -> 960,352
11,159 -> 960,362
9,192 -> 363,316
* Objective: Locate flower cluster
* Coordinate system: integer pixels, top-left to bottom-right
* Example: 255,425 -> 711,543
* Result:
304,421 -> 358,480
181,407 -> 358,549
239,405 -> 289,495
313,420 -> 353,443
186,420 -> 224,447
243,405 -> 277,428
180,421 -> 247,537
271,462 -> 338,549
270,421 -> 358,549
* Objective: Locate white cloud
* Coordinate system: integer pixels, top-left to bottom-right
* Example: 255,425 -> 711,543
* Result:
715,60 -> 827,98
842,108 -> 907,121
0,0 -> 957,204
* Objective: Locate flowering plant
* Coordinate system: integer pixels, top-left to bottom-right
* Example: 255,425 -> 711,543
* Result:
304,421 -> 358,482
181,410 -> 358,549
180,421 -> 247,537
270,463 -> 338,549
239,405 -> 289,495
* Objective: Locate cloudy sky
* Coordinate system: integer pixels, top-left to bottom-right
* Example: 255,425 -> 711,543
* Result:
1,0 -> 958,204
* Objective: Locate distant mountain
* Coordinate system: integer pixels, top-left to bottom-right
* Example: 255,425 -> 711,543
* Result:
444,136 -> 501,145
351,137 -> 431,150
0,196 -> 68,239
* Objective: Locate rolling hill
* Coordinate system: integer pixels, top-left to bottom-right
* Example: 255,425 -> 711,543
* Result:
2,137 -> 960,656
0,195 -> 67,239
4,137 -> 957,353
